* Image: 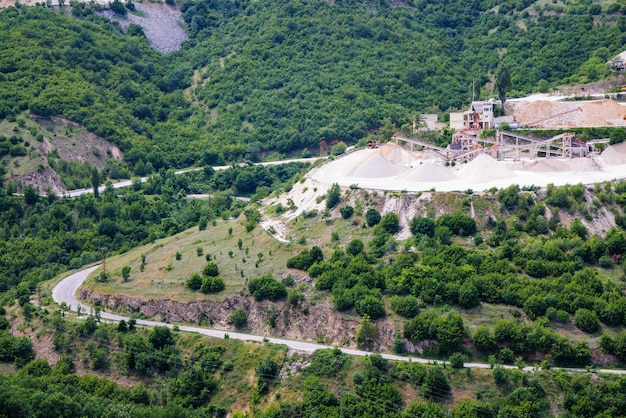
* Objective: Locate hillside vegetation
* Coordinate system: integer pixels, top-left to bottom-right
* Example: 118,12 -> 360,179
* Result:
2,298 -> 626,417
2,1 -> 626,416
1,0 -> 624,181
72,179 -> 626,368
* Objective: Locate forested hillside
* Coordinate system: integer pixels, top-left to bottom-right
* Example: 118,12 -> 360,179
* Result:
3,179 -> 626,416
1,0 -> 624,176
2,1 -> 626,416
179,0 -> 624,155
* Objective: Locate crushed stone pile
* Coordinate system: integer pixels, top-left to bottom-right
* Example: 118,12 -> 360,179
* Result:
524,158 -> 599,172
400,161 -> 457,182
378,142 -> 415,166
348,153 -> 406,178
524,159 -> 569,172
600,142 -> 626,165
459,153 -> 514,183
514,100 -> 626,128
565,158 -> 600,171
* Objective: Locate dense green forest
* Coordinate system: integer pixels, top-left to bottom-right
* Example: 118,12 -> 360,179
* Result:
1,0 -> 624,175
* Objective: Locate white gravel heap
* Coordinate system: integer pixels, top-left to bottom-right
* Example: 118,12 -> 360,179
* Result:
600,142 -> 626,165
378,142 -> 416,166
348,153 -> 407,178
310,143 -> 626,192
400,161 -> 457,182
458,153 -> 514,183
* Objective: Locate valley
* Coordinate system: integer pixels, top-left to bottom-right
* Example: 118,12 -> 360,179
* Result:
1,0 -> 626,415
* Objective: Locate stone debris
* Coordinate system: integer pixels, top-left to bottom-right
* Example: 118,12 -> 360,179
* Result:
102,2 -> 188,54
514,99 -> 626,128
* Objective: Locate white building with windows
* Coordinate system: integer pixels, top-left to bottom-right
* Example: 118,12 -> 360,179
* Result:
449,100 -> 495,130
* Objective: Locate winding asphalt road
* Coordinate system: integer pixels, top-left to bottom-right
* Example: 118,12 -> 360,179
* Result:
51,266 -> 626,375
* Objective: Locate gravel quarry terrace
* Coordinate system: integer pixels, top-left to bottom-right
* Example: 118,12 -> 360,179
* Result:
309,141 -> 626,193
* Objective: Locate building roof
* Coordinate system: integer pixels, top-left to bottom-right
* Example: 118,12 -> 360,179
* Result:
470,100 -> 495,113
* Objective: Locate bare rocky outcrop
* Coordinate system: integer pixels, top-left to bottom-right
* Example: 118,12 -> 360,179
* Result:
10,166 -> 64,195
79,289 -> 396,350
101,2 -> 188,54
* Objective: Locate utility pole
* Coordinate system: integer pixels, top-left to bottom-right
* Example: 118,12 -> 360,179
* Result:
472,78 -> 475,102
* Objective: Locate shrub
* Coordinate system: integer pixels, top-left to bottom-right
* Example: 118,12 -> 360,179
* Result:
310,246 -> 324,263
393,334 -> 406,354
330,141 -> 347,156
201,277 -> 225,294
355,295 -> 385,319
434,226 -> 452,245
333,288 -> 354,311
404,311 -> 465,355
346,239 -> 365,256
0,317 -> 9,331
186,273 -> 202,291
229,309 -> 248,328
282,275 -> 295,286
287,251 -> 313,270
458,282 -> 479,309
288,289 -> 305,306
609,128 -> 626,145
449,352 -> 468,369
256,359 -> 278,394
203,262 -> 219,277
409,217 -> 436,237
10,339 -> 34,368
306,348 -> 347,377
340,205 -> 354,219
436,213 -> 476,236
287,247 -> 323,270
473,326 -> 496,353
21,358 -> 51,377
248,274 -> 287,301
499,348 -> 514,364
378,212 -> 400,234
422,368 -> 450,400
110,0 -> 126,15
307,263 -> 323,278
497,185 -> 520,211
326,183 -> 341,209
389,295 -> 420,318
365,208 -> 381,227
493,365 -> 507,384
148,326 -> 174,350
356,315 -> 377,349
574,308 -> 599,333
598,255 -> 613,269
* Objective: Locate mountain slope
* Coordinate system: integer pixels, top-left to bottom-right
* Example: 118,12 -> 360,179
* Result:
0,1 -> 624,176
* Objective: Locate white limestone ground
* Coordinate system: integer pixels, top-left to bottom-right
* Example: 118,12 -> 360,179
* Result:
309,142 -> 626,192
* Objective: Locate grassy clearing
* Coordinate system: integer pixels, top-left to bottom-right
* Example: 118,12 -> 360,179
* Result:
461,303 -> 520,331
85,218 -> 301,302
80,191 -> 381,305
